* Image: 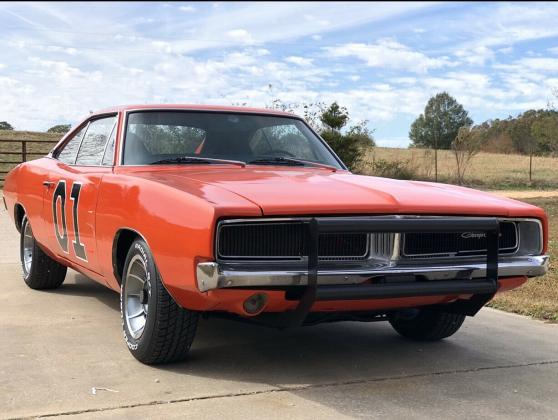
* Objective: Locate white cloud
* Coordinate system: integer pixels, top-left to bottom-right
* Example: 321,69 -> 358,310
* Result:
498,46 -> 513,54
285,56 -> 313,67
225,29 -> 255,44
1,1 -> 557,145
39,45 -> 78,55
454,46 -> 494,66
325,39 -> 453,73
516,57 -> 558,72
390,77 -> 417,85
178,5 -> 196,13
151,40 -> 173,53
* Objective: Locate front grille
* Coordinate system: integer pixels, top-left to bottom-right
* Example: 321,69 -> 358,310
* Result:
402,221 -> 518,258
217,222 -> 368,260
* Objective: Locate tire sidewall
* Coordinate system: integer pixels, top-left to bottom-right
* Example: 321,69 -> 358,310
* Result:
20,216 -> 34,283
120,239 -> 160,359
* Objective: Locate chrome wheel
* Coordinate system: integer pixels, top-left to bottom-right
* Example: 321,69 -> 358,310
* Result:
22,220 -> 34,274
124,255 -> 151,339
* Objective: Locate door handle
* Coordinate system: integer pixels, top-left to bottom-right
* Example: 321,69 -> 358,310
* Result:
42,181 -> 55,188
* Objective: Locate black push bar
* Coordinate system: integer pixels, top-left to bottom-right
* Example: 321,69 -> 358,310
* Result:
288,217 -> 500,327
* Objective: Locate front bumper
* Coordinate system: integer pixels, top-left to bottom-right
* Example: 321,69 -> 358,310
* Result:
196,255 -> 549,292
197,216 -> 548,326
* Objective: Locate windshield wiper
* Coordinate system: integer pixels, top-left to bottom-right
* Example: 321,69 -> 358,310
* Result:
248,157 -> 338,171
150,156 -> 246,167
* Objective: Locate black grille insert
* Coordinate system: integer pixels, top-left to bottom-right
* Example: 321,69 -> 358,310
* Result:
217,222 -> 368,260
403,221 -> 518,257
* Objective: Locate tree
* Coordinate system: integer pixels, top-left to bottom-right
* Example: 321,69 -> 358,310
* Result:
452,126 -> 482,185
320,102 -> 348,131
0,121 -> 14,130
317,102 -> 374,171
263,92 -> 375,171
47,124 -> 71,134
410,92 -> 472,181
531,114 -> 558,156
507,110 -> 542,182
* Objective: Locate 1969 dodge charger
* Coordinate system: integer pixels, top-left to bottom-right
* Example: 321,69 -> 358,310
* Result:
3,104 -> 549,364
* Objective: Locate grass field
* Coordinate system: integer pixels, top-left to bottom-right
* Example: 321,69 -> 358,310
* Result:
361,147 -> 558,190
489,196 -> 558,322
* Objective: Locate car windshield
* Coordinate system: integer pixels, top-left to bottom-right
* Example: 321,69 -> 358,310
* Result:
122,111 -> 343,168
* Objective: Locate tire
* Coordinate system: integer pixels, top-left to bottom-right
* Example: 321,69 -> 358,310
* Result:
120,239 -> 199,364
389,308 -> 466,341
20,216 -> 67,290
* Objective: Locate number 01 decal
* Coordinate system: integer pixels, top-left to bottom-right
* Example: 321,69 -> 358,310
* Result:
52,180 -> 88,261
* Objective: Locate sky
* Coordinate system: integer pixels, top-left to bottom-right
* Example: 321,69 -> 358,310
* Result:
1,1 -> 558,147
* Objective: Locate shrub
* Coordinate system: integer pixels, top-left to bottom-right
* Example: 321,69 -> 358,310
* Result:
321,130 -> 366,171
369,158 -> 418,180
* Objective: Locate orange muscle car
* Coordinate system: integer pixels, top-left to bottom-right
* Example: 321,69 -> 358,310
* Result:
3,105 -> 549,364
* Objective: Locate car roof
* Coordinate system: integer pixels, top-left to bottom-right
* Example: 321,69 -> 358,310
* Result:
93,104 -> 297,118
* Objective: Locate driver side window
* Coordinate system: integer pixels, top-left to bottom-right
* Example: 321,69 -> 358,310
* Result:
249,124 -> 318,160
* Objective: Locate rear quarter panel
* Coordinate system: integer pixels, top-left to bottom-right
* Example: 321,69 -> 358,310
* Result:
3,160 -> 50,242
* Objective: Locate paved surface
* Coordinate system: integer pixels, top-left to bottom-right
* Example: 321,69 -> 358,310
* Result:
1,209 -> 558,420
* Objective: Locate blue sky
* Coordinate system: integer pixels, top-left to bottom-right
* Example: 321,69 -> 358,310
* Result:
1,2 -> 558,147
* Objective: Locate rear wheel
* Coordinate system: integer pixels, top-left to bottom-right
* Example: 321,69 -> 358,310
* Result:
121,239 -> 199,364
20,216 -> 67,290
389,308 -> 466,341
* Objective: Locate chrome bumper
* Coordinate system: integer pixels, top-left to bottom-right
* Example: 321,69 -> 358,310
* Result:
196,255 -> 549,292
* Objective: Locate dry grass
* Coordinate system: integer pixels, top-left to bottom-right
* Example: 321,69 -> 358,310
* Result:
489,197 -> 558,321
360,147 -> 558,189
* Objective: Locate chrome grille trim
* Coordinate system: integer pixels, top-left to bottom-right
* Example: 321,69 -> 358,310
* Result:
370,233 -> 395,259
216,218 -> 370,261
400,221 -> 519,258
215,216 -> 543,263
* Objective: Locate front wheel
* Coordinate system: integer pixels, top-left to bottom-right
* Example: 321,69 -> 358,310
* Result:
389,308 -> 466,341
20,216 -> 67,289
121,239 -> 199,364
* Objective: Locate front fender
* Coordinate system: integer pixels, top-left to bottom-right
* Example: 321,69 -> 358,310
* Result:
95,173 -> 261,309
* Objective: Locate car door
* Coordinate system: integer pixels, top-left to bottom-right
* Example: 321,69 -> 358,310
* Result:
42,114 -> 117,275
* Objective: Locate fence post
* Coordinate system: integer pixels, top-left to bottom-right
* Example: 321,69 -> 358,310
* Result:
22,141 -> 27,162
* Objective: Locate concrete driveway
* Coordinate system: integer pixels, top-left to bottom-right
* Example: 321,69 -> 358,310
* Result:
1,210 -> 557,419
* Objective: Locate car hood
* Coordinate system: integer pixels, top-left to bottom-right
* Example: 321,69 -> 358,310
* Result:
126,167 -> 542,218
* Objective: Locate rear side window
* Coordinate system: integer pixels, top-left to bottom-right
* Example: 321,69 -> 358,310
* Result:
75,116 -> 116,166
57,126 -> 86,165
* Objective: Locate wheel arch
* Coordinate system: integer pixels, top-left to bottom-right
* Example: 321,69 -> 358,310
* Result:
112,227 -> 148,285
14,203 -> 27,233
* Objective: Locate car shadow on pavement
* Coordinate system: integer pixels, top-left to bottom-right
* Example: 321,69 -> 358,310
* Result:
154,315 -> 477,387
46,271 -> 121,312
44,272 -> 494,392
